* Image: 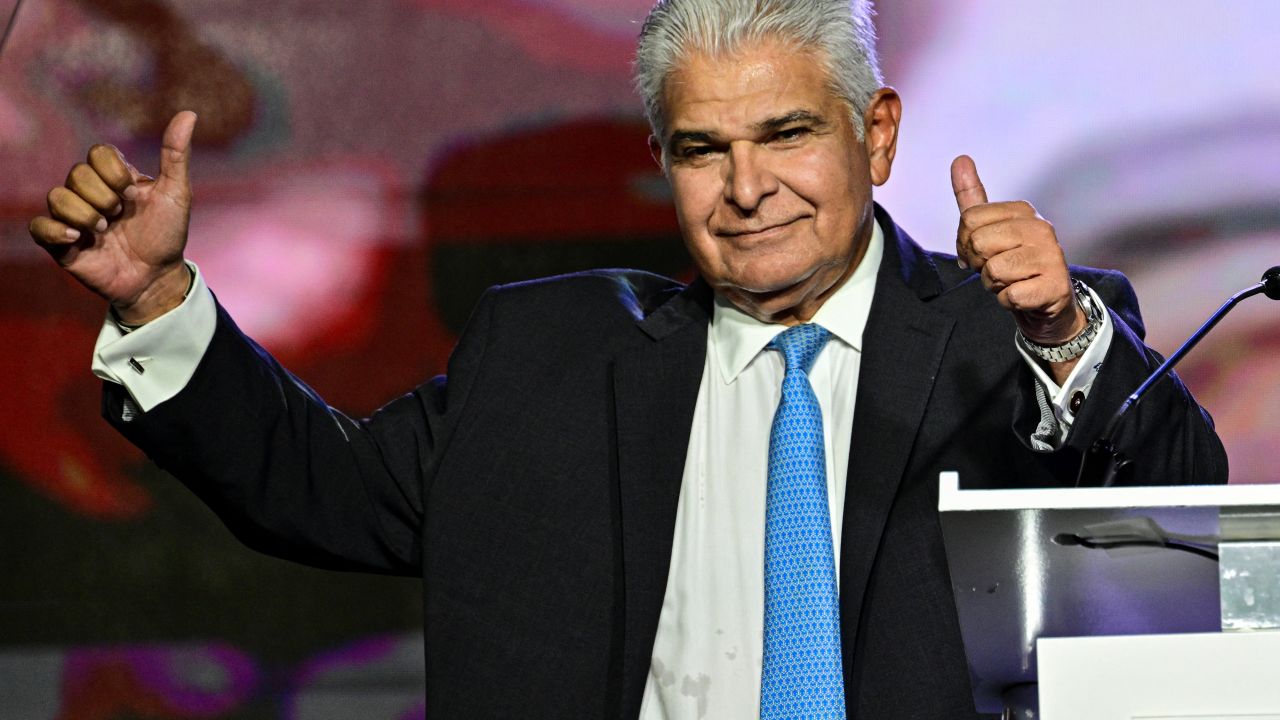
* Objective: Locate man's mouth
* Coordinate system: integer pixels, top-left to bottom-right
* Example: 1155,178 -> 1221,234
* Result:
717,217 -> 803,238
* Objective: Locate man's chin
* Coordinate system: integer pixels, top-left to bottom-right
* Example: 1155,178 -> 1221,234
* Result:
722,266 -> 819,297
720,280 -> 821,324
715,262 -> 855,324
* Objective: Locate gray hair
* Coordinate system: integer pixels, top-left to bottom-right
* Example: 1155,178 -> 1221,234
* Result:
635,0 -> 882,143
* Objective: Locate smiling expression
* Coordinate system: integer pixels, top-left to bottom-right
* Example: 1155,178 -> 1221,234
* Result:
656,39 -> 899,324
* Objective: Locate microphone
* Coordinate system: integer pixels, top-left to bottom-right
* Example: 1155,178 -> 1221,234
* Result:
1076,266 -> 1280,487
1263,266 -> 1280,300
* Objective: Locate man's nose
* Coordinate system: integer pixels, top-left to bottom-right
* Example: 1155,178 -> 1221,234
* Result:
722,142 -> 778,212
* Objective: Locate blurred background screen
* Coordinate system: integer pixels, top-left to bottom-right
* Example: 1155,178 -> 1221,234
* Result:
1,0 -> 1276,717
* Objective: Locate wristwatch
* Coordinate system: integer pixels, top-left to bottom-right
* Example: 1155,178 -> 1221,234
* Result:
1018,279 -> 1102,363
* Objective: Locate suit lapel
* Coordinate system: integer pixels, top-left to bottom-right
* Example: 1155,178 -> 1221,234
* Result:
612,280 -> 710,718
839,211 -> 956,664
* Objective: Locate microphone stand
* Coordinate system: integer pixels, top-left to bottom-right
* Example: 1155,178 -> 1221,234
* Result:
0,0 -> 25,60
1077,266 -> 1280,487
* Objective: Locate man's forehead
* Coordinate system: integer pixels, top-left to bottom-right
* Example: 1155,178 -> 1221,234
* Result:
662,44 -> 839,139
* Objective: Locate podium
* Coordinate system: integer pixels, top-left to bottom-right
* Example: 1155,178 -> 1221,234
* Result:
937,473 -> 1280,718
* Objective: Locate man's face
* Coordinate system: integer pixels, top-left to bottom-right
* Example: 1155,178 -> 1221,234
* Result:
656,40 -> 899,324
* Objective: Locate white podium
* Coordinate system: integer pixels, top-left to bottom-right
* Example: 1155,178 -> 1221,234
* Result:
1038,631 -> 1280,719
936,474 -> 1280,718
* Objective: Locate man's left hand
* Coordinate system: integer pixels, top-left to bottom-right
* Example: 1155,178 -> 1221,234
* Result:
951,155 -> 1084,359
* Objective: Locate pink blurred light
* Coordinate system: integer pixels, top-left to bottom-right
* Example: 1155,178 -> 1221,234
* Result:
191,164 -> 405,351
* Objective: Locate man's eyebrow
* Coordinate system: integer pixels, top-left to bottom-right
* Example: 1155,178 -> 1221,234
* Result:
666,110 -> 829,148
755,110 -> 828,134
667,130 -> 718,147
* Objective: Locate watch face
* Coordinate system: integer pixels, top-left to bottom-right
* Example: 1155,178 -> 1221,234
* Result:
1073,280 -> 1098,321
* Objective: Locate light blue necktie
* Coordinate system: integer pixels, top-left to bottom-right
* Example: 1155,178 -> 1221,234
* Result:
759,323 -> 846,720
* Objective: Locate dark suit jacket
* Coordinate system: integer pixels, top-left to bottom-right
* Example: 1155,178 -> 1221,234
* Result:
106,205 -> 1226,719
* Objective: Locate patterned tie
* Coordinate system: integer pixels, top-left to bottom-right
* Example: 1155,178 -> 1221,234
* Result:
759,323 -> 846,720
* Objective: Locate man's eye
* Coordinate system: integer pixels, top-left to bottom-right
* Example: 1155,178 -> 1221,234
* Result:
681,145 -> 715,158
773,127 -> 809,142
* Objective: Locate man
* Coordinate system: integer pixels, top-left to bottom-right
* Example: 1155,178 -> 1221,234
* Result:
30,0 -> 1225,717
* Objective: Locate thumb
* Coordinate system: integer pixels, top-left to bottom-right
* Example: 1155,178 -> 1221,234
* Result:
156,110 -> 198,194
950,154 -> 988,212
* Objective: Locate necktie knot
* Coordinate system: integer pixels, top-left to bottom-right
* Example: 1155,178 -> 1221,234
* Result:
769,323 -> 832,376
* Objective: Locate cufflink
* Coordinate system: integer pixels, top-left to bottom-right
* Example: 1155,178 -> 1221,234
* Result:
1069,390 -> 1086,414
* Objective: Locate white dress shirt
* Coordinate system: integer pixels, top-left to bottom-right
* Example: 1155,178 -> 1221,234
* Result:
92,226 -> 1111,720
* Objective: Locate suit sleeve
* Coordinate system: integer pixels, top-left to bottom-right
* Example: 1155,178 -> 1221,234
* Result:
103,290 -> 498,576
1014,268 -> 1228,486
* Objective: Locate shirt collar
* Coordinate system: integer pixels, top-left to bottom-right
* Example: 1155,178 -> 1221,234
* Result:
711,219 -> 884,384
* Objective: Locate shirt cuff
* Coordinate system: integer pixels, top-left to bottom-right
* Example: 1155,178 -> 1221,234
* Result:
92,261 -> 216,415
1015,282 -> 1114,448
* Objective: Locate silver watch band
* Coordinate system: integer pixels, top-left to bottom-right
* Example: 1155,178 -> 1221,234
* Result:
1018,279 -> 1102,363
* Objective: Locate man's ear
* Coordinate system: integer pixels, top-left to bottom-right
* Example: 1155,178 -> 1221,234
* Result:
648,134 -> 667,175
863,87 -> 902,187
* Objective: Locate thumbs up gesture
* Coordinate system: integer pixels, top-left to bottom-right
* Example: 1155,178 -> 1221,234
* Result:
29,111 -> 199,325
951,155 -> 1085,360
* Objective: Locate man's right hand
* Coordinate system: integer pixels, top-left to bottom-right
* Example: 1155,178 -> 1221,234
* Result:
29,111 -> 198,325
